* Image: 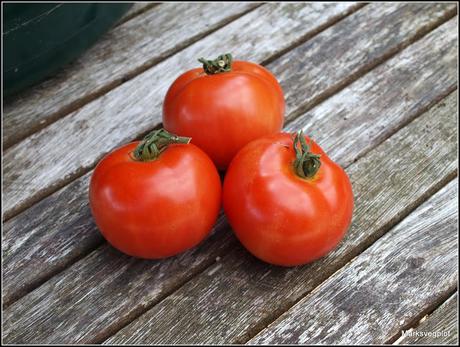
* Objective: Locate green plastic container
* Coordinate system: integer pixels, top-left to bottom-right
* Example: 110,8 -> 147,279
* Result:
3,3 -> 132,97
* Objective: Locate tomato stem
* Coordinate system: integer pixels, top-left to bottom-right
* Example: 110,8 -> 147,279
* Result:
198,53 -> 233,75
293,131 -> 321,179
131,129 -> 191,162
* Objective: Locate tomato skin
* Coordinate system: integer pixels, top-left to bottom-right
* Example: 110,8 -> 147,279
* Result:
223,133 -> 354,266
89,142 -> 222,259
163,61 -> 285,170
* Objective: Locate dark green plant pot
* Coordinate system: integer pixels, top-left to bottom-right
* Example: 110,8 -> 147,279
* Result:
3,3 -> 132,97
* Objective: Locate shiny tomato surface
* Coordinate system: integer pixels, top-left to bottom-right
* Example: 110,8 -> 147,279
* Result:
223,133 -> 354,266
89,142 -> 222,259
163,60 -> 285,169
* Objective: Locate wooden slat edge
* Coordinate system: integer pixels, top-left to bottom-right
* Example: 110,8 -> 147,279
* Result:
394,293 -> 458,345
116,2 -> 160,27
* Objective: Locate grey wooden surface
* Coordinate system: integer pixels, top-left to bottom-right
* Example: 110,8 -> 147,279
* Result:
4,2 -> 456,309
2,3 -> 458,345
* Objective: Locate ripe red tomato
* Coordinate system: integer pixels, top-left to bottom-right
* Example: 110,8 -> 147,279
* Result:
223,132 -> 354,266
163,53 -> 285,170
89,129 -> 222,259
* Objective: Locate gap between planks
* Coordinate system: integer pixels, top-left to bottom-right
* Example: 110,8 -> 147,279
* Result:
258,2 -> 368,67
282,6 -> 458,124
392,291 -> 458,345
4,3 -> 454,222
387,287 -> 458,344
96,248 -> 230,343
2,5 -> 457,310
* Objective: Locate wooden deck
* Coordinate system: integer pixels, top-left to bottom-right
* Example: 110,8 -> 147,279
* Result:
2,3 -> 458,344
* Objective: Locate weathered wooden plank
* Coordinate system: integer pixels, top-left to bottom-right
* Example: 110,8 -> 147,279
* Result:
2,2 -> 259,148
2,172 -> 97,306
395,293 -> 458,345
2,2 -> 363,219
3,227 -> 238,344
4,90 -> 457,344
250,180 -> 458,345
3,3 -> 456,309
116,2 -> 159,26
286,16 -> 458,166
103,92 -> 458,345
270,2 -> 457,119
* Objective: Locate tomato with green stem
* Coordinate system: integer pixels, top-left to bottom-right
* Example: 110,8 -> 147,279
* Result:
163,53 -> 285,170
223,131 -> 354,266
89,129 -> 222,259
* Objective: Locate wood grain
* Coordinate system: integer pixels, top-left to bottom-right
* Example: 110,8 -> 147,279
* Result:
3,4 -> 456,310
269,2 -> 457,119
395,293 -> 458,345
2,172 -> 98,306
3,225 -> 238,344
2,2 -> 259,148
2,7 -> 457,314
116,2 -> 159,26
4,90 -> 457,344
103,92 -> 458,345
250,179 -> 458,345
286,16 -> 458,167
2,2 -> 362,220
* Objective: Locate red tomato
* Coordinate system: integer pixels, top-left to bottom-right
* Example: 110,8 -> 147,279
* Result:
163,53 -> 285,170
89,129 -> 222,259
223,132 -> 354,266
